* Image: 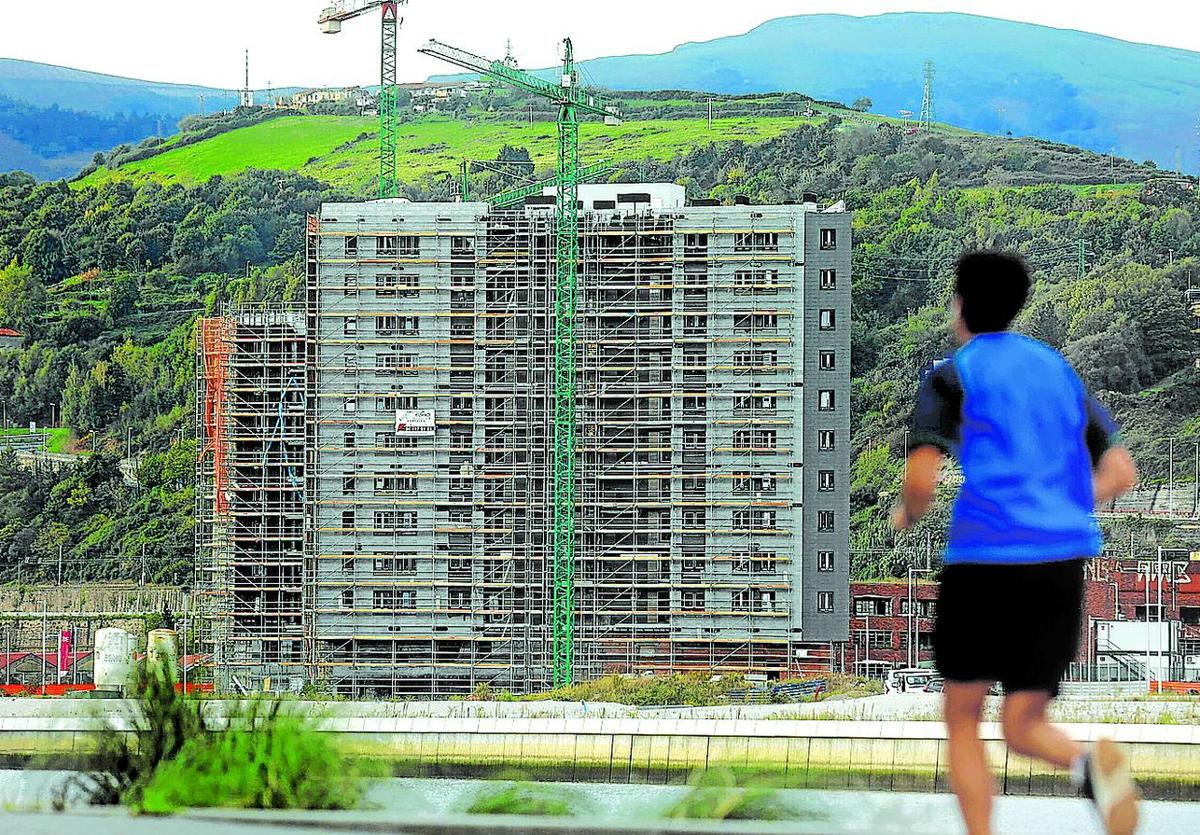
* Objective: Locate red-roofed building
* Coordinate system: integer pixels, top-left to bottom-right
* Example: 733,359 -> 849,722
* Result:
0,652 -> 29,679
0,328 -> 23,349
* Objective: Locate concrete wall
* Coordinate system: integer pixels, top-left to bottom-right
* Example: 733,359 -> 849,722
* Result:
2,700 -> 1196,801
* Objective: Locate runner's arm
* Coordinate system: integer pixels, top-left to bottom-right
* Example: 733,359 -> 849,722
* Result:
893,362 -> 960,530
892,445 -> 943,530
1084,394 -> 1136,505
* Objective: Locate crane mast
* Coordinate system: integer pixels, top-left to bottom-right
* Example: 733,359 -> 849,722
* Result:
379,2 -> 399,197
319,0 -> 407,198
550,39 -> 581,691
419,38 -> 620,688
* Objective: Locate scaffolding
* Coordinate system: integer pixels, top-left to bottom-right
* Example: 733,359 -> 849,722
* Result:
304,203 -> 554,697
572,209 -> 805,678
198,187 -> 851,695
196,306 -> 308,692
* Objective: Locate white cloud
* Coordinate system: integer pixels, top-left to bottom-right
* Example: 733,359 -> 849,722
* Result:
1,1 -> 1198,88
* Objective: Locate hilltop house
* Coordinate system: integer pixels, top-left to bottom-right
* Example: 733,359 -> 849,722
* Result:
278,86 -> 366,110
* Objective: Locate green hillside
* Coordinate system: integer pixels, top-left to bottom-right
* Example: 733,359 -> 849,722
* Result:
81,113 -> 816,193
0,102 -> 1189,584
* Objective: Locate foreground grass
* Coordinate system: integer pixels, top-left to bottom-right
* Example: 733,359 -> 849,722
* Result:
466,782 -> 581,817
139,700 -> 373,814
66,663 -> 372,814
664,769 -> 816,822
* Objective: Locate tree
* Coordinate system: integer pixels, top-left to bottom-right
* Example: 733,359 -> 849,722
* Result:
496,144 -> 533,167
0,259 -> 46,332
852,97 -> 874,113
62,360 -> 131,434
18,228 -> 69,283
104,272 -> 141,322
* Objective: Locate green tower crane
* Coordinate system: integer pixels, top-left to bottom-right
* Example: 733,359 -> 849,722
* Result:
419,38 -> 621,687
319,0 -> 407,198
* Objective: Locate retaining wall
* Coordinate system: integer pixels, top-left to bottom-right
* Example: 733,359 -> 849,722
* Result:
1,700 -> 1197,801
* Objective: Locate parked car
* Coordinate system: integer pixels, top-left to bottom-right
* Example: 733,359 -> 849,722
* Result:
923,678 -> 945,693
885,668 -> 936,694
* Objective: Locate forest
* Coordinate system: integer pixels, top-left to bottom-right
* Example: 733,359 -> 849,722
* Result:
0,93 -> 163,159
0,115 -> 1194,583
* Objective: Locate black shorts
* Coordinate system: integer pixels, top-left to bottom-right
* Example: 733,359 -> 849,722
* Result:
933,558 -> 1085,697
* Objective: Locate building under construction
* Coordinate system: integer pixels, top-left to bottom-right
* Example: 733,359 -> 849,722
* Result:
197,184 -> 851,696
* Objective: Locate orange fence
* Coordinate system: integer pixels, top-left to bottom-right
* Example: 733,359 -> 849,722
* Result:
1,682 -> 213,696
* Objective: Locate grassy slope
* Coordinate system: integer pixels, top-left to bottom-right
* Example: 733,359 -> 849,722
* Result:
81,113 -> 823,193
81,116 -> 375,187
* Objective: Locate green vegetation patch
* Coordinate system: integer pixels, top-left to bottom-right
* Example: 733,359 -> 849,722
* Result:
81,116 -> 375,186
46,427 -> 73,454
64,663 -> 374,814
466,782 -> 582,817
520,672 -> 747,706
663,769 -> 819,822
85,114 -> 803,193
139,700 -> 374,814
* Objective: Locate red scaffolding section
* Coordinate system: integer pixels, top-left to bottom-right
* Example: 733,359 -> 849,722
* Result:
199,318 -> 233,514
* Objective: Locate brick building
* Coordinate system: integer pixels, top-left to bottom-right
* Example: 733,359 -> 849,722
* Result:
851,555 -> 1200,682
1082,555 -> 1200,680
848,579 -> 938,676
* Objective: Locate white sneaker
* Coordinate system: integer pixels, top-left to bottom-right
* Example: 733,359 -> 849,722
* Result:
1082,738 -> 1139,835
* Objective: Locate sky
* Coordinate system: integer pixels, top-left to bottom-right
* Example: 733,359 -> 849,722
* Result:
2,1 -> 1200,89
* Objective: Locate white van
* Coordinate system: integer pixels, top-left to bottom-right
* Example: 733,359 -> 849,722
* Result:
885,668 -> 936,694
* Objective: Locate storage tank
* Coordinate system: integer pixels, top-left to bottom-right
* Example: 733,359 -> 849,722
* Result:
146,629 -> 179,680
94,628 -> 138,693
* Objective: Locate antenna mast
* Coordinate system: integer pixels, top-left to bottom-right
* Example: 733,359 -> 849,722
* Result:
240,49 -> 254,108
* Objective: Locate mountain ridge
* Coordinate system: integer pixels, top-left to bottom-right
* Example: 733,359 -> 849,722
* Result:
0,58 -> 303,179
432,12 -> 1200,173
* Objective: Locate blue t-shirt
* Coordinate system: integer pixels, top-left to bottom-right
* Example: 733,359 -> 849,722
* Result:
910,332 -> 1119,565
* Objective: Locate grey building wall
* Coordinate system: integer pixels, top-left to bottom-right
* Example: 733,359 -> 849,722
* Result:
299,194 -> 851,696
798,209 -> 852,643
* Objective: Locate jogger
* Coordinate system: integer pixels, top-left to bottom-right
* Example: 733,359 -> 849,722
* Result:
892,251 -> 1140,835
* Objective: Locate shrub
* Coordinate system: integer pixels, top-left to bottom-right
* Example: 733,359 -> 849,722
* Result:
138,699 -> 372,814
61,659 -> 373,814
63,658 -> 202,807
523,672 -> 746,706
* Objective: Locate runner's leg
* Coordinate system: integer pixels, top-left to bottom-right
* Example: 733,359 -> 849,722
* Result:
944,681 -> 995,835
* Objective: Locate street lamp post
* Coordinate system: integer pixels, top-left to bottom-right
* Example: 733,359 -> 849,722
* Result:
907,564 -> 931,668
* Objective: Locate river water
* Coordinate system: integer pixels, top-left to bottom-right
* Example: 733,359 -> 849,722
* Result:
1,771 -> 1193,833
